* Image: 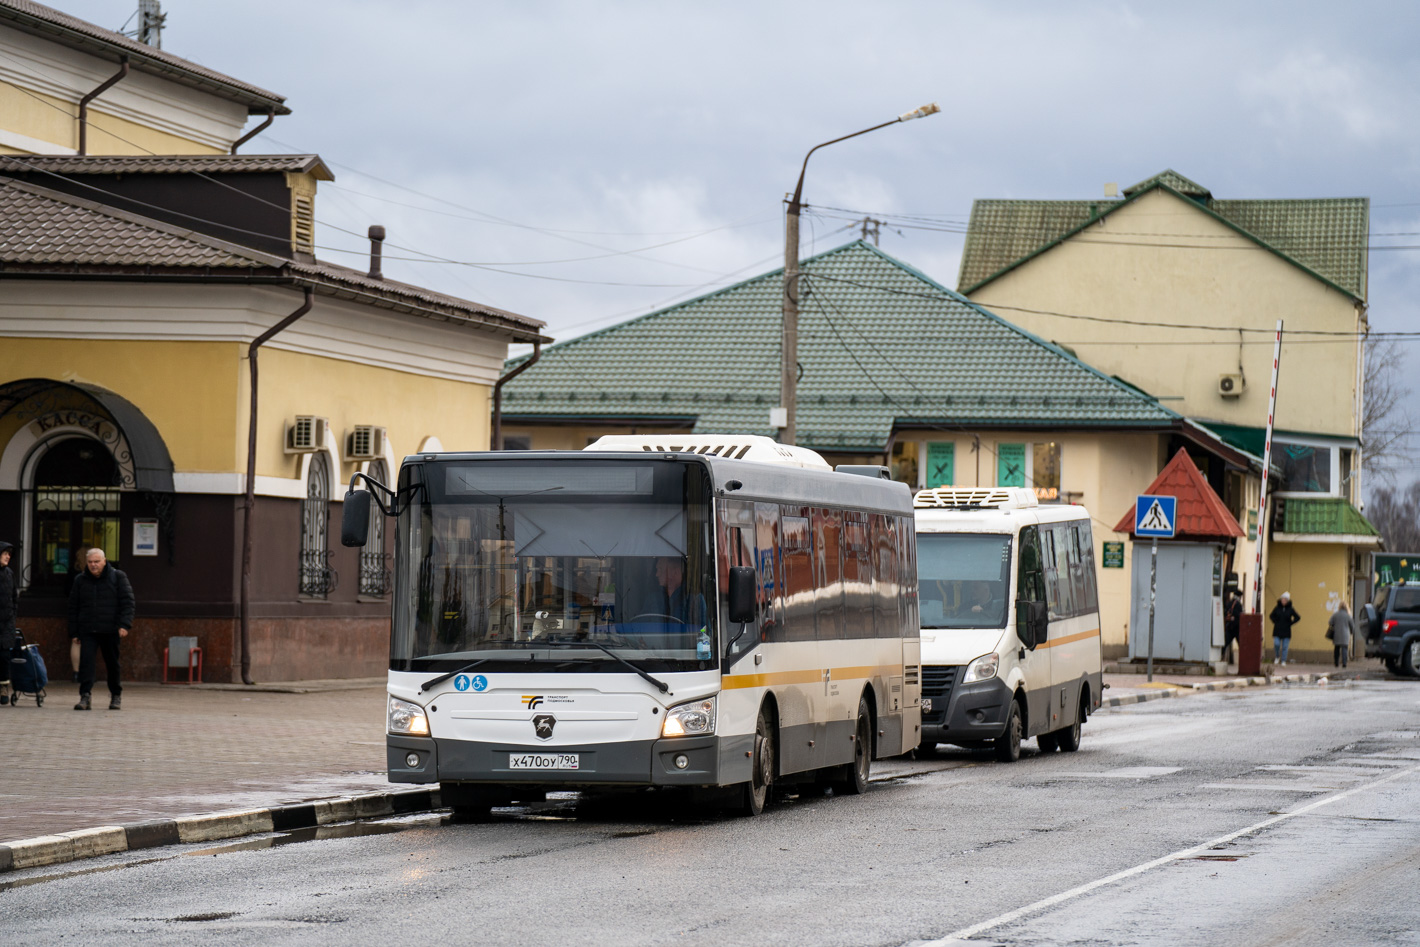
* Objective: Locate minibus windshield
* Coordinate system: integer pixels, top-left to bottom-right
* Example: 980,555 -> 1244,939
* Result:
391,460 -> 716,673
917,533 -> 1012,629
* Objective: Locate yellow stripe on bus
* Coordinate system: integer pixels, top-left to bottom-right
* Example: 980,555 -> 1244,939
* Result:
721,664 -> 899,690
1037,628 -> 1101,650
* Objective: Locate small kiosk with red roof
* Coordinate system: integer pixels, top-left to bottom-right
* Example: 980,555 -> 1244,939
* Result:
1115,449 -> 1245,666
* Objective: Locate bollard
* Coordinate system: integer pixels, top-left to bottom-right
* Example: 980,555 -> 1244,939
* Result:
1238,613 -> 1263,676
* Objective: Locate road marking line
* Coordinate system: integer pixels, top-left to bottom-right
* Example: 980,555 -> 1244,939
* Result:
915,761 -> 1420,946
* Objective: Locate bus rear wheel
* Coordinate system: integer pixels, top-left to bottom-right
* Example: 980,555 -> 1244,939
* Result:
1057,692 -> 1084,753
742,705 -> 775,816
834,696 -> 873,796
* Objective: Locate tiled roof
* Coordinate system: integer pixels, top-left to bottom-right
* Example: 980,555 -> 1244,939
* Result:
1279,497 -> 1378,537
500,242 -> 1179,453
0,0 -> 289,113
0,155 -> 333,180
1112,447 -> 1244,539
0,176 -> 547,340
0,175 -> 272,268
959,171 -> 1368,299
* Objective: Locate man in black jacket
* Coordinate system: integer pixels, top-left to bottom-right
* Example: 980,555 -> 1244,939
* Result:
0,540 -> 17,705
68,548 -> 134,711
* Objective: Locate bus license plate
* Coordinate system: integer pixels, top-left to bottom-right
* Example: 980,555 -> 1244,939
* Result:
920,698 -> 932,712
509,752 -> 580,770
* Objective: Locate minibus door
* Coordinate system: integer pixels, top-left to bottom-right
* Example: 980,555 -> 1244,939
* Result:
1016,524 -> 1052,737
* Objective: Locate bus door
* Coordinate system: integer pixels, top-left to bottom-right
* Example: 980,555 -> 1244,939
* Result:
1015,523 -> 1052,737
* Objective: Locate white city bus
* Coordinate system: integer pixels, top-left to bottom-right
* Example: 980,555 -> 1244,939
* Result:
914,488 -> 1103,761
342,435 -> 921,817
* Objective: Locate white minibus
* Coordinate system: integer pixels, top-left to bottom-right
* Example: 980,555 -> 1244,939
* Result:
914,487 -> 1103,760
342,435 -> 922,817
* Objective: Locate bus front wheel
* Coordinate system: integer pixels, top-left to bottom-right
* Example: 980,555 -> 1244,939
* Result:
742,705 -> 775,816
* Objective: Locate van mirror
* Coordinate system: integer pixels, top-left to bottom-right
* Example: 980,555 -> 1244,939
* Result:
728,566 -> 757,624
1016,599 -> 1046,649
341,490 -> 372,547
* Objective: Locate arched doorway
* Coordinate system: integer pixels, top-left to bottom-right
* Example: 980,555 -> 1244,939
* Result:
28,436 -> 122,593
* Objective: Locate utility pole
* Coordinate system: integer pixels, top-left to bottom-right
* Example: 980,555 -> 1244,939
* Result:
779,103 -> 939,446
859,217 -> 882,246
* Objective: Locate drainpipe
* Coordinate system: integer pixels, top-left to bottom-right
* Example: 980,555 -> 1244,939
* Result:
78,57 -> 129,155
490,343 -> 541,450
230,108 -> 275,154
240,286 -> 314,684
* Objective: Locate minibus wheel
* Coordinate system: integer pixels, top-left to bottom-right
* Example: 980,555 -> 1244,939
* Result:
1037,731 -> 1060,753
742,704 -> 776,816
1057,693 -> 1084,753
993,699 -> 1022,763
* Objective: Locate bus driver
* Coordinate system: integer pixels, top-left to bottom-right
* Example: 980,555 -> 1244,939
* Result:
654,556 -> 707,628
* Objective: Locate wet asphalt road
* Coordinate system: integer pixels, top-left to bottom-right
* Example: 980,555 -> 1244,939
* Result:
2,679 -> 1417,947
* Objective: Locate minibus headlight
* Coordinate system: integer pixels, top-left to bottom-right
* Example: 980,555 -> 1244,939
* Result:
388,695 -> 430,736
962,653 -> 1000,684
661,696 -> 717,737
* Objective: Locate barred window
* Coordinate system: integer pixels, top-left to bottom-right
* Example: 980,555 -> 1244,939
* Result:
299,452 -> 336,597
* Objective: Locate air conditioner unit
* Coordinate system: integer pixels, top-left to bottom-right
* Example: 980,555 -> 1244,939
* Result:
285,415 -> 328,453
1218,374 -> 1246,397
346,425 -> 386,461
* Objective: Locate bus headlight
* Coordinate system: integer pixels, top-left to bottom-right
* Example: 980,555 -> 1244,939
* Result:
661,696 -> 717,737
388,695 -> 430,736
962,653 -> 1000,684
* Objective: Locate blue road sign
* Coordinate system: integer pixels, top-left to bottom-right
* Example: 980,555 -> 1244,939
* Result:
1135,494 -> 1177,538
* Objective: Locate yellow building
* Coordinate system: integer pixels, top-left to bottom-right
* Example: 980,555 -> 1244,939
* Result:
0,0 -> 287,156
0,155 -> 547,682
960,171 -> 1376,661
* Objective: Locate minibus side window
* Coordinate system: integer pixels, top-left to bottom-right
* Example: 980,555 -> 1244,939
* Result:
1071,522 -> 1099,613
1017,525 -> 1046,605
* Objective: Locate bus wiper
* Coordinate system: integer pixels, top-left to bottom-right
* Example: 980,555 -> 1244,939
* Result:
420,658 -> 492,694
546,638 -> 671,694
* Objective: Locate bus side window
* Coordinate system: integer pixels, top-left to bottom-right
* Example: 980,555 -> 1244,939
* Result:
718,500 -> 757,649
1071,522 -> 1099,612
814,508 -> 845,640
780,510 -> 816,641
755,502 -> 782,641
871,513 -> 897,638
843,515 -> 873,638
1044,523 -> 1078,619
1017,525 -> 1046,605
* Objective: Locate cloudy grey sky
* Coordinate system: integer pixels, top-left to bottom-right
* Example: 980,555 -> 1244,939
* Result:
61,0 -> 1420,476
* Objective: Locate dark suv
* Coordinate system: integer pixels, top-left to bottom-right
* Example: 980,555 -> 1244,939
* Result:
1361,584 -> 1420,677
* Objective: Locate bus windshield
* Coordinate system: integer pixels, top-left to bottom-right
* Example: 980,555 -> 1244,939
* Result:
391,459 -> 716,674
917,533 -> 1012,630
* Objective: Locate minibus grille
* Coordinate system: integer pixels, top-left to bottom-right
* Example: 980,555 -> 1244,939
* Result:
921,665 -> 958,700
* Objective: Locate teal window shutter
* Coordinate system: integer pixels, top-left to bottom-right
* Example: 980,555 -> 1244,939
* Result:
925,442 -> 954,488
997,443 -> 1026,487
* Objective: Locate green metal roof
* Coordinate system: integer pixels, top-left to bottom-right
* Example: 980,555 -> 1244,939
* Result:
958,171 -> 1368,300
1280,497 -> 1378,537
502,241 -> 1180,453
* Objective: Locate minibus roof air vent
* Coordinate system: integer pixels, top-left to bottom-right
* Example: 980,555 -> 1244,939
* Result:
913,487 -> 1038,510
584,434 -> 832,470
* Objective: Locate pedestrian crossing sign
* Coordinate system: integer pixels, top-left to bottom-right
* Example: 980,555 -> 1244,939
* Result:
1135,494 -> 1176,538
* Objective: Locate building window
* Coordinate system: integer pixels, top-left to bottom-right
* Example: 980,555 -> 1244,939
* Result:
299,452 -> 335,597
28,437 -> 122,594
997,443 -> 1026,487
891,440 -> 919,487
925,442 -> 954,488
1277,441 -> 1334,494
1032,442 -> 1060,501
359,459 -> 391,597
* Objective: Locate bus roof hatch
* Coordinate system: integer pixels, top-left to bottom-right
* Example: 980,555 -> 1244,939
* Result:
584,434 -> 832,470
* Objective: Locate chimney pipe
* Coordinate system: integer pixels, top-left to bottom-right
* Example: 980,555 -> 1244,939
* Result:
367,225 -> 385,279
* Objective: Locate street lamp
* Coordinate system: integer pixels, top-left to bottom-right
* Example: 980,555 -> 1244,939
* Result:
777,103 -> 940,446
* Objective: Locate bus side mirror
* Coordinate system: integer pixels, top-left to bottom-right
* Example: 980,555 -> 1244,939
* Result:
728,566 -> 757,624
1016,599 -> 1046,649
341,490 -> 372,547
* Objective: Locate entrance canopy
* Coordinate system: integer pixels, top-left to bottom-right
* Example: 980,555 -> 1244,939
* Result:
0,378 -> 174,493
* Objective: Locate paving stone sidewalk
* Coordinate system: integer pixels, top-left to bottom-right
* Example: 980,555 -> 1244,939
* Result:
0,681 -> 390,844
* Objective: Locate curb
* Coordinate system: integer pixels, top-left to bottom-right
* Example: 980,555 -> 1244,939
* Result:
0,787 -> 441,874
1102,670 -> 1366,708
